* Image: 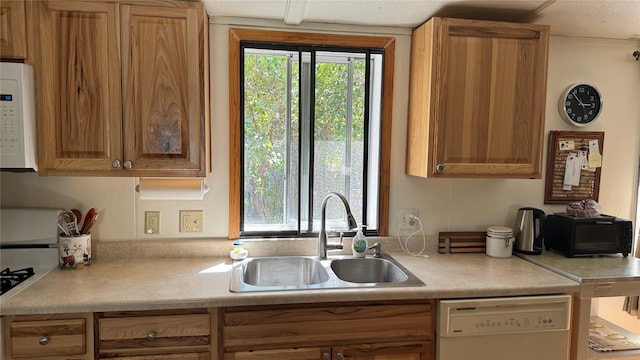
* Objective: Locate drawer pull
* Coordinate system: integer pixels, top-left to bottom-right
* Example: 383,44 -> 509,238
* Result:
146,331 -> 157,340
39,336 -> 49,346
336,353 -> 344,360
322,353 -> 330,360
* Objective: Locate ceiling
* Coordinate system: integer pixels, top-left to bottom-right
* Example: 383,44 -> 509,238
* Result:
203,0 -> 640,40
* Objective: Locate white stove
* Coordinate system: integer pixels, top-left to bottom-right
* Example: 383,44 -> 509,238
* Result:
0,208 -> 62,304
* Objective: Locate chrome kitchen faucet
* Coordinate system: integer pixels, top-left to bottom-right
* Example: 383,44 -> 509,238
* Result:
318,192 -> 358,260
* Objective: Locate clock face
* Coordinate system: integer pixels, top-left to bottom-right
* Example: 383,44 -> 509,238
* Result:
559,83 -> 603,126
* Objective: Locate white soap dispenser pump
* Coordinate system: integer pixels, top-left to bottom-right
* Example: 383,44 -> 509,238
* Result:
351,226 -> 368,258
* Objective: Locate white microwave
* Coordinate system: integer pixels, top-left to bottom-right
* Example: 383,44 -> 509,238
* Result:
0,62 -> 37,172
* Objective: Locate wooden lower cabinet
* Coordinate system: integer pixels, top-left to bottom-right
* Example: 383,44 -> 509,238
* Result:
104,354 -> 210,360
220,301 -> 435,360
225,342 -> 429,360
96,308 -> 213,359
2,313 -> 94,360
224,347 -> 330,360
336,342 -> 430,359
4,302 -> 433,360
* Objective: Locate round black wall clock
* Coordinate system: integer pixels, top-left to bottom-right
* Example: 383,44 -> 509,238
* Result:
558,83 -> 603,127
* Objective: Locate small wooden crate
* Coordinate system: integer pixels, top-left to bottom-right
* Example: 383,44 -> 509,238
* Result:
438,231 -> 487,254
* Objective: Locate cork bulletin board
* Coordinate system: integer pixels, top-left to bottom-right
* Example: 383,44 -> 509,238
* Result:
544,130 -> 605,204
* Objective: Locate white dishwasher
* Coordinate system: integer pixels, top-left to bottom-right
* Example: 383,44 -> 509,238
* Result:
437,295 -> 571,360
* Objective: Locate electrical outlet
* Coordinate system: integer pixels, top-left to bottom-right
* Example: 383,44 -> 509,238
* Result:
397,209 -> 419,230
145,211 -> 160,234
180,210 -> 203,233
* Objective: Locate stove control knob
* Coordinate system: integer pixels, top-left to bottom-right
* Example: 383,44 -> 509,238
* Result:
146,331 -> 157,340
39,336 -> 49,346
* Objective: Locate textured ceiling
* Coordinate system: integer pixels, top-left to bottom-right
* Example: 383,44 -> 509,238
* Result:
204,0 -> 640,40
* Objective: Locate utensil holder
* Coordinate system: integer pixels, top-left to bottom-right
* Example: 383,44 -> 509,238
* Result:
59,234 -> 91,269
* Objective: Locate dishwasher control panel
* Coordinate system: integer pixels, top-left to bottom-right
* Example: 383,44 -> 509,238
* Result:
439,295 -> 571,336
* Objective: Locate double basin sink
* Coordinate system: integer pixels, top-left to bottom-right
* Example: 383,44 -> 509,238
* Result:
230,253 -> 424,292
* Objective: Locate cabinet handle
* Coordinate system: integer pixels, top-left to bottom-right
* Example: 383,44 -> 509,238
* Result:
336,353 -> 344,360
123,160 -> 133,169
112,159 -> 121,168
436,163 -> 445,172
322,353 -> 330,360
146,331 -> 157,340
38,336 -> 49,346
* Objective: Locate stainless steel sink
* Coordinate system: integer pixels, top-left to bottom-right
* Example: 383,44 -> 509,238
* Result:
241,256 -> 330,286
330,257 -> 408,283
229,254 -> 424,292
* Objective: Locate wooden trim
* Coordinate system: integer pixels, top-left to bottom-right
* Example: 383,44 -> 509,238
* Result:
228,29 -> 241,239
378,38 -> 394,236
227,28 -> 394,238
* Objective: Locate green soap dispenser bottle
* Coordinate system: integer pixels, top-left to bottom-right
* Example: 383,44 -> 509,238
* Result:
352,227 -> 368,258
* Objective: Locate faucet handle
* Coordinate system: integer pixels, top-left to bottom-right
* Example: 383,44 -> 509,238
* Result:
368,242 -> 381,258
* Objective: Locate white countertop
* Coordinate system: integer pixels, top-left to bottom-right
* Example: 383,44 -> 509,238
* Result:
0,252 -> 579,315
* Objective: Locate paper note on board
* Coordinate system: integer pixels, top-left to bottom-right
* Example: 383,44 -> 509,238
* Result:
589,153 -> 602,168
559,140 -> 575,151
563,152 -> 581,190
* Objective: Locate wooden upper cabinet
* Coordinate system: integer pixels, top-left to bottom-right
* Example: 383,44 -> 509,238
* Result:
31,1 -> 123,174
121,4 -> 206,174
406,17 -> 549,178
0,0 -> 28,59
29,0 -> 209,176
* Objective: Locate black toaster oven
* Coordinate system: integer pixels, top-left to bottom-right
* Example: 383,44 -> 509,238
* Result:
544,213 -> 633,257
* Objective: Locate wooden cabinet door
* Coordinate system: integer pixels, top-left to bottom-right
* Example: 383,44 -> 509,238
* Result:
225,347 -> 331,360
0,0 -> 27,59
335,341 -> 431,360
120,4 -> 207,177
32,0 -> 123,175
407,18 -> 549,178
112,354 -> 210,360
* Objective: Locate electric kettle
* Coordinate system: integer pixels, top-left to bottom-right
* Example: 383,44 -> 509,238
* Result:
513,207 -> 546,254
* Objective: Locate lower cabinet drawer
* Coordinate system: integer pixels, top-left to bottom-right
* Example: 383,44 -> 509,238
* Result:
97,310 -> 211,358
9,317 -> 86,358
102,353 -> 211,360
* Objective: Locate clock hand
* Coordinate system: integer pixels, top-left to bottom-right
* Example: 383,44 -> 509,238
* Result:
573,91 -> 586,107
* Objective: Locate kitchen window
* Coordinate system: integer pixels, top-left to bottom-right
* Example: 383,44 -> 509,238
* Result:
228,29 -> 395,239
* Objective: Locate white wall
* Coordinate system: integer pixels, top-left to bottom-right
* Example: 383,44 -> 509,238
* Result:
1,21 -> 639,244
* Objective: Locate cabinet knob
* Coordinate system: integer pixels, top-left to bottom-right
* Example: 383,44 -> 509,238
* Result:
336,353 -> 344,360
39,336 -> 49,346
112,160 -> 121,168
436,164 -> 445,172
123,160 -> 133,169
322,353 -> 330,360
146,331 -> 157,340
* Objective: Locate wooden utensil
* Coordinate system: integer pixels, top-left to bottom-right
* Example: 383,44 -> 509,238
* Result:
80,208 -> 96,234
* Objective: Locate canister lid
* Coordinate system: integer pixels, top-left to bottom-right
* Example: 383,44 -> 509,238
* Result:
487,226 -> 513,237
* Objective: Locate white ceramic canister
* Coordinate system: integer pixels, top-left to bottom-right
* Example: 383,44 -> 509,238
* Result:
59,234 -> 91,269
486,226 -> 514,258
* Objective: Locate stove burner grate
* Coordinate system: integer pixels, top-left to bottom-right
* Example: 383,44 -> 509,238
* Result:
0,267 -> 35,296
